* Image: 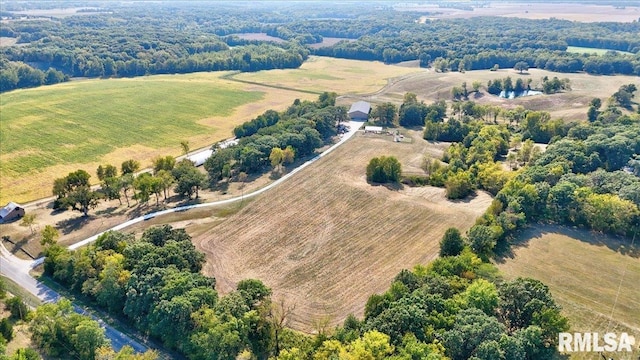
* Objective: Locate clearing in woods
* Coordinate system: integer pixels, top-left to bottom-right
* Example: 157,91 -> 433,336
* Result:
190,131 -> 493,331
497,225 -> 640,360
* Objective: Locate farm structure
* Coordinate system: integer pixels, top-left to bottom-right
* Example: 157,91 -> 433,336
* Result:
348,101 -> 371,121
0,202 -> 25,223
364,126 -> 383,134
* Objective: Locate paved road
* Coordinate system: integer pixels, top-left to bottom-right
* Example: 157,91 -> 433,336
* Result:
0,243 -> 148,352
1,120 -> 364,353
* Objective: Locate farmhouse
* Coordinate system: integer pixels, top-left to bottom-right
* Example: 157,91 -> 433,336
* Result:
348,101 -> 371,121
0,202 -> 25,223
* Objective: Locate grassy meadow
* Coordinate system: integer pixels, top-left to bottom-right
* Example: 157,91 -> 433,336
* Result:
232,56 -> 421,95
566,45 -> 634,56
497,225 -> 640,360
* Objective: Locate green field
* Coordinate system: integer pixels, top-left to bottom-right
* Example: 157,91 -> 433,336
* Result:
566,46 -> 634,56
0,74 -> 265,203
498,225 -> 640,359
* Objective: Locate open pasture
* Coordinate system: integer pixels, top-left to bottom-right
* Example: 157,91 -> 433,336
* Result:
192,131 -> 492,331
567,46 -> 635,56
497,225 -> 640,359
407,2 -> 640,23
0,73 -> 321,204
231,56 -> 422,95
378,68 -> 640,122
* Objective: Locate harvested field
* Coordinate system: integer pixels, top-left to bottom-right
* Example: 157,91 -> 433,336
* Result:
233,33 -> 286,43
232,56 -> 422,95
404,3 -> 640,23
497,224 -> 640,360
307,37 -> 356,49
192,131 -> 492,331
375,68 -> 640,122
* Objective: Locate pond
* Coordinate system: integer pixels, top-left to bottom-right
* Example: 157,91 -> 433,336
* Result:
499,90 -> 543,99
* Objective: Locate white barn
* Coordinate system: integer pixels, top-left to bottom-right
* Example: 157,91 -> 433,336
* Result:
348,101 -> 371,121
0,202 -> 25,223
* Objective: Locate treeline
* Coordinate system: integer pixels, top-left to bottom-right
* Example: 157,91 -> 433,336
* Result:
309,16 -> 640,75
205,93 -> 347,183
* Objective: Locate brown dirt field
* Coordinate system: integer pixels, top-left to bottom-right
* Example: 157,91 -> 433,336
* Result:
233,33 -> 286,43
0,37 -> 18,47
191,131 -> 493,332
307,37 -> 356,49
377,68 -> 640,122
497,224 -> 640,359
405,3 -> 640,23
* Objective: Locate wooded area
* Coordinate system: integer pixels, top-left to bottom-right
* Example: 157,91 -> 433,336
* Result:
1,2 -> 639,92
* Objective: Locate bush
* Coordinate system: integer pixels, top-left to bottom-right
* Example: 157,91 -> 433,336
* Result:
440,228 -> 465,257
5,296 -> 29,320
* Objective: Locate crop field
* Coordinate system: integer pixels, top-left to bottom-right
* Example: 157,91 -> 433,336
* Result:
407,2 -> 640,23
377,68 -> 640,122
566,46 -> 635,56
231,56 -> 421,95
191,131 -> 493,331
497,225 -> 640,360
0,73 -> 322,204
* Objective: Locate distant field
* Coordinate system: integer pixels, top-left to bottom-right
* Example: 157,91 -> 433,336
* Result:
232,56 -> 421,95
567,46 -> 634,56
377,68 -> 640,122
0,73 -> 322,204
498,225 -> 640,360
233,33 -> 285,43
407,2 -> 640,23
191,131 -> 492,331
307,37 -> 356,49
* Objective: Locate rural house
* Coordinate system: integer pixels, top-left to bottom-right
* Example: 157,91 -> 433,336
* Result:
0,202 -> 25,223
348,101 -> 371,121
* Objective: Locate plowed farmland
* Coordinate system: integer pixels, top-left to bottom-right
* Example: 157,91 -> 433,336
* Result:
192,131 -> 492,331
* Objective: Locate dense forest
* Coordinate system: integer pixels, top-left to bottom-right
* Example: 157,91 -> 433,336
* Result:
2,1 -> 640,92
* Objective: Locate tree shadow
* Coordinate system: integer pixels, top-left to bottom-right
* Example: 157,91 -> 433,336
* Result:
367,181 -> 404,191
56,216 -> 93,235
94,206 -> 125,217
448,191 -> 480,204
493,223 -> 640,265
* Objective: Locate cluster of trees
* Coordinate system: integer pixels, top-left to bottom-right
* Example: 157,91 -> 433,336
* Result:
53,155 -> 209,216
205,93 -> 346,184
486,76 -> 570,97
369,93 -> 448,128
366,156 -> 402,184
426,93 -> 640,257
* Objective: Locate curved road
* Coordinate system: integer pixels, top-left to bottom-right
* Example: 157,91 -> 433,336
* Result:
0,120 -> 364,353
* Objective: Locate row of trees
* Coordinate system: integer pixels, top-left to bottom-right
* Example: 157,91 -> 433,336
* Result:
205,93 -> 345,185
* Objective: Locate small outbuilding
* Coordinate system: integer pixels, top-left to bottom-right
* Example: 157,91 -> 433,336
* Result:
348,101 -> 371,121
0,202 -> 25,223
364,126 -> 383,134
187,149 -> 213,167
